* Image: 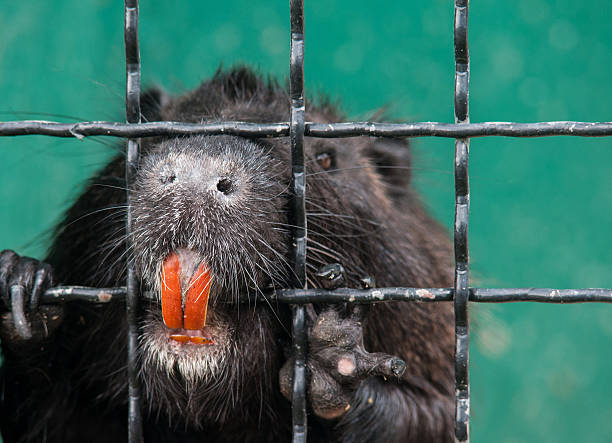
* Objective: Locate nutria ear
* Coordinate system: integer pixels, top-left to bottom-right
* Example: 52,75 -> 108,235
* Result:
364,137 -> 412,198
140,87 -> 170,122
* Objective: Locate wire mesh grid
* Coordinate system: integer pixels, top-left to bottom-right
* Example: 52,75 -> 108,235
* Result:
2,1 -> 612,442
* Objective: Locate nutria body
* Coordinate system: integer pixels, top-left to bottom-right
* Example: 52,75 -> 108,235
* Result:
0,67 -> 454,442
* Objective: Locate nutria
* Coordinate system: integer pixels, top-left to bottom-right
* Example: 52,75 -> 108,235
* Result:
0,67 -> 454,443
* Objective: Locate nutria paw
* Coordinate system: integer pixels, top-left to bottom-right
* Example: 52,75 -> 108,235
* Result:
279,303 -> 406,420
0,249 -> 62,341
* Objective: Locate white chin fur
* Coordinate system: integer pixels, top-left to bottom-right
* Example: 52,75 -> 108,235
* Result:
139,310 -> 235,387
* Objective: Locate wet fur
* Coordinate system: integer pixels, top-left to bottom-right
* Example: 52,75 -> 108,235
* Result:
0,67 -> 454,442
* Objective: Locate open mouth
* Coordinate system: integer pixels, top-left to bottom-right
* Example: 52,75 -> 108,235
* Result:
161,251 -> 214,345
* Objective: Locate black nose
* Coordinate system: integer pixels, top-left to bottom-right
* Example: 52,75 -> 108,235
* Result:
216,178 -> 234,195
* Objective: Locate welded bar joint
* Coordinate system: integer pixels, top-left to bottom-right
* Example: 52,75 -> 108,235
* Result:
289,0 -> 307,441
124,1 -> 143,442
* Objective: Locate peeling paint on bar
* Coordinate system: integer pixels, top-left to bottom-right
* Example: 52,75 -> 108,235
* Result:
416,288 -> 436,299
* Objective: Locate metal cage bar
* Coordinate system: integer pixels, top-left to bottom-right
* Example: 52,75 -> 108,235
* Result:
2,120 -> 612,138
289,0 -> 308,441
124,0 -> 144,441
37,286 -> 612,305
453,0 -> 470,442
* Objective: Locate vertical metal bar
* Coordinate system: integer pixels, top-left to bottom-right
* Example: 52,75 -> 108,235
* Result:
453,0 -> 470,442
289,0 -> 307,442
124,1 -> 143,442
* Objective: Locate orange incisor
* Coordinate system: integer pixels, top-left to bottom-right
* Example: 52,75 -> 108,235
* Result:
184,262 -> 212,330
161,252 -> 183,329
161,253 -> 214,345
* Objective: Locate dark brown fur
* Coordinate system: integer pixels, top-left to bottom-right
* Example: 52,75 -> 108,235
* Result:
0,67 -> 454,442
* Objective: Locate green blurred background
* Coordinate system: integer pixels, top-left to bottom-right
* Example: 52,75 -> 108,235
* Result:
1,0 -> 611,441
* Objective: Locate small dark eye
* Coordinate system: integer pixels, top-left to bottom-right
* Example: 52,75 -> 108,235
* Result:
316,152 -> 333,170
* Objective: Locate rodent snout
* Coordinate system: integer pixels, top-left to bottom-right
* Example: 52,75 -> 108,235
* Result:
158,166 -> 234,196
139,135 -> 281,213
131,135 -> 288,302
155,155 -> 240,200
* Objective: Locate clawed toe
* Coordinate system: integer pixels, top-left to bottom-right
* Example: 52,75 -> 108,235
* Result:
0,250 -> 57,340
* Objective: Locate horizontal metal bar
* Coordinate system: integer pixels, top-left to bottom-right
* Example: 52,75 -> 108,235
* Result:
2,120 -> 612,139
38,286 -> 612,304
0,121 -> 289,138
275,288 -> 612,303
273,287 -> 453,302
277,287 -> 612,303
42,286 -> 127,303
471,287 -> 612,303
